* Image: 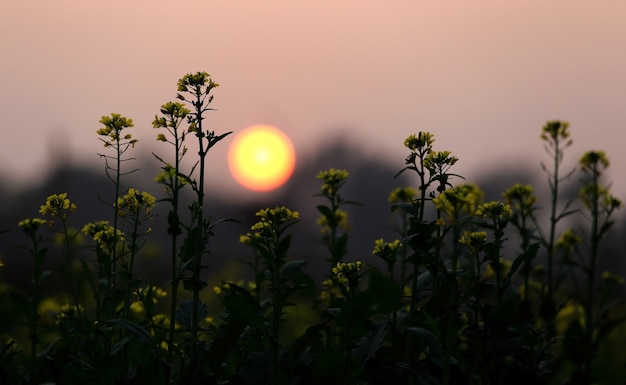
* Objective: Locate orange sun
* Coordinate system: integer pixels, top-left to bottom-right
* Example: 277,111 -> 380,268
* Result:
227,125 -> 296,192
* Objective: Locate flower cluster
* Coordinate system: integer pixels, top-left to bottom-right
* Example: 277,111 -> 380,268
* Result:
317,209 -> 350,234
97,113 -> 136,148
578,184 -> 622,212
503,183 -> 537,216
579,150 -> 609,175
153,102 -> 190,131
240,206 -> 300,243
388,186 -> 417,204
154,164 -> 189,188
39,193 -> 76,221
116,188 -> 156,218
556,228 -> 582,252
459,231 -> 488,254
404,132 -> 434,152
423,150 -> 458,175
177,71 -> 219,94
433,184 -> 484,225
320,277 -> 346,304
372,238 -> 402,261
18,218 -> 47,236
476,201 -> 513,222
332,261 -> 363,279
317,168 -> 349,196
82,221 -> 125,249
331,261 -> 364,295
540,120 -> 570,142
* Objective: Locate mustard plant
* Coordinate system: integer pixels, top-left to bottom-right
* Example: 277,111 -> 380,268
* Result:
96,113 -> 137,320
573,150 -> 622,383
503,183 -> 540,301
16,218 -> 48,363
315,168 -> 357,267
152,100 -> 191,368
396,132 -> 464,375
239,206 -> 304,384
38,194 -> 80,319
388,186 -> 417,284
115,188 -> 156,319
538,120 -> 576,310
153,73 -> 232,381
174,72 -> 231,351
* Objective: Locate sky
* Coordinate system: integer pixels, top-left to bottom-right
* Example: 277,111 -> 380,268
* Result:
2,1 -> 625,200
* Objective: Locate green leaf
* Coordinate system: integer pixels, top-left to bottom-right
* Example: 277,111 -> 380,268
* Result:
366,267 -> 403,314
110,336 -> 133,355
221,285 -> 264,330
181,226 -> 203,263
176,298 -> 208,329
80,259 -> 98,295
316,205 -> 333,218
106,318 -> 153,344
407,327 -> 442,356
352,321 -> 388,368
280,260 -> 306,282
507,243 -> 540,282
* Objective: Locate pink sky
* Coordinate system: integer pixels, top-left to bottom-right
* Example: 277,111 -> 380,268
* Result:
1,1 -> 625,198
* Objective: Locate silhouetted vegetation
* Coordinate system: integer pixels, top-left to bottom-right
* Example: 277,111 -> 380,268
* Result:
1,72 -> 625,385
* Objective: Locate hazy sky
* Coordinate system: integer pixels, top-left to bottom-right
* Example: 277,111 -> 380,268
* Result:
2,1 -> 625,198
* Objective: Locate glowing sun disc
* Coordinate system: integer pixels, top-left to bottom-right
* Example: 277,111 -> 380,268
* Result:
228,125 -> 296,192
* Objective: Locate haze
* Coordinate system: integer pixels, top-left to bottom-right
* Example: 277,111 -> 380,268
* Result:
1,1 -> 625,198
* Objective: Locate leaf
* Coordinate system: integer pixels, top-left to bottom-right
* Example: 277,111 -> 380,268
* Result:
280,260 -> 306,282
390,202 -> 416,215
352,321 -> 388,368
507,243 -> 540,282
366,267 -> 403,314
407,327 -> 442,356
110,336 -> 133,355
80,259 -> 98,295
176,298 -> 208,329
181,226 -> 203,263
316,205 -> 333,218
106,319 -> 153,344
221,285 -> 264,330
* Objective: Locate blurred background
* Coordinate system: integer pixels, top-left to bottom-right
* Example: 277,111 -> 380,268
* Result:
1,1 -> 625,283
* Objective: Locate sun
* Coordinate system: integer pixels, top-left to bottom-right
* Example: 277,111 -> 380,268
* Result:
227,125 -> 296,192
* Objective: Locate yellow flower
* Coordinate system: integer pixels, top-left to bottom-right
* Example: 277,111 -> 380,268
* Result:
459,231 -> 487,254
556,228 -> 582,252
39,193 -> 76,218
555,300 -> 585,335
130,301 -> 145,315
422,150 -> 458,175
332,261 -> 363,278
388,187 -> 417,204
579,150 -> 609,173
503,184 -> 536,215
82,221 -> 124,248
404,132 -> 434,151
372,239 -> 402,259
317,209 -> 350,234
177,71 -> 219,93
317,168 -> 349,195
116,188 -> 156,218
434,184 -> 484,225
603,271 -> 624,286
476,201 -> 512,222
18,218 -> 47,236
540,120 -> 570,142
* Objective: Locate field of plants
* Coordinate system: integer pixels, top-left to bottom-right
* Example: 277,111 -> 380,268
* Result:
1,72 -> 624,385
